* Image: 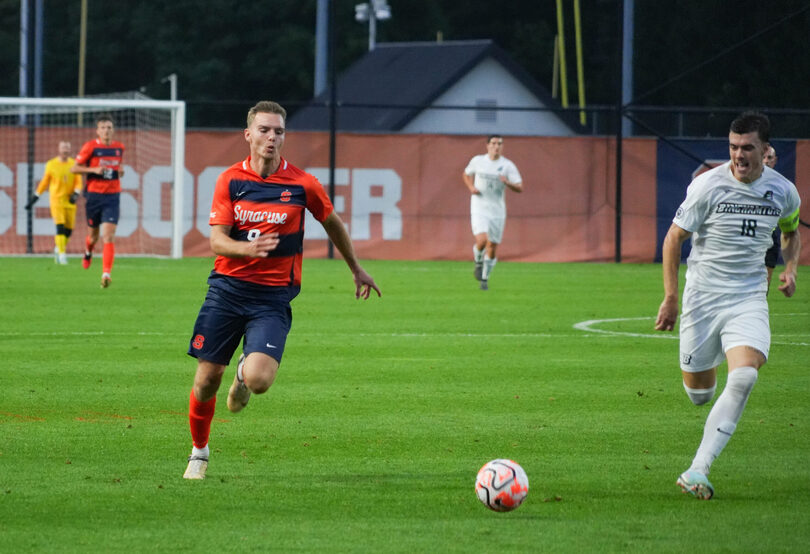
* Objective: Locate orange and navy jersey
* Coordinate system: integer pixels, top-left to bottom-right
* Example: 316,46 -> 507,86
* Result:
75,139 -> 125,194
209,156 -> 334,287
36,157 -> 82,200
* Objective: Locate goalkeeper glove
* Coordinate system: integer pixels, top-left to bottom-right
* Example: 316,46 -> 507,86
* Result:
69,191 -> 79,204
24,194 -> 39,210
102,168 -> 115,179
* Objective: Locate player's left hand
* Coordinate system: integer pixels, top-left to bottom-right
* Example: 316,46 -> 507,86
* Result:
778,270 -> 797,297
353,267 -> 381,300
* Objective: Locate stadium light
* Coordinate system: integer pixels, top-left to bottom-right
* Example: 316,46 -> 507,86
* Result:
354,0 -> 391,51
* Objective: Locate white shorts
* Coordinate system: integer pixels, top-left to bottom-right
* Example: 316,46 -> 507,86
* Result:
678,287 -> 770,372
471,212 -> 505,244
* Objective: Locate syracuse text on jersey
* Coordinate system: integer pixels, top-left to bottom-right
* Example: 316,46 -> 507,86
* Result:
233,204 -> 289,225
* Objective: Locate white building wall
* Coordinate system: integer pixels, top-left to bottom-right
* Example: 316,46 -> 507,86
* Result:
401,58 -> 575,136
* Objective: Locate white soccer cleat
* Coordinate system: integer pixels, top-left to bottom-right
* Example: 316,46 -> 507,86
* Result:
101,273 -> 112,288
227,354 -> 251,413
58,253 -> 68,265
183,455 -> 208,480
677,469 -> 714,500
54,247 -> 60,264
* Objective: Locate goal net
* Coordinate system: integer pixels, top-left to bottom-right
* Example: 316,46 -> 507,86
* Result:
0,95 -> 186,258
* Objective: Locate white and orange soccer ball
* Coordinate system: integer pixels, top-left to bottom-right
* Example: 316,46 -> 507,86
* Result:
475,458 -> 529,512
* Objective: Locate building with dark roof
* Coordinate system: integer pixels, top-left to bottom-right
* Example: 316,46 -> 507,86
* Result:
289,39 -> 584,136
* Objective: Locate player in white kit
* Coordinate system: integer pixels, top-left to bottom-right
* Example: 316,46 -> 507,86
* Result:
655,112 -> 802,500
463,135 -> 523,290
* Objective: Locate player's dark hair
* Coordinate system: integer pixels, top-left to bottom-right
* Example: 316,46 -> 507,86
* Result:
730,111 -> 770,143
487,134 -> 503,143
95,114 -> 114,126
247,101 -> 287,128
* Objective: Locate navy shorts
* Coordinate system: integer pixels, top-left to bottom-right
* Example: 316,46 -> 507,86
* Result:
85,192 -> 120,227
187,273 -> 299,366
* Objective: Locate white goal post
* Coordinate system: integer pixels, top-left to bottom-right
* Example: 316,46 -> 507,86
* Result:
0,96 -> 186,258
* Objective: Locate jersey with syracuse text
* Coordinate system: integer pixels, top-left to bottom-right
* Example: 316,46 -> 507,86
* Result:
673,161 -> 801,293
75,139 -> 125,194
464,154 -> 522,218
209,156 -> 334,287
36,157 -> 82,201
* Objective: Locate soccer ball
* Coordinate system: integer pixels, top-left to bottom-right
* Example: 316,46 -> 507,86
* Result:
475,458 -> 529,512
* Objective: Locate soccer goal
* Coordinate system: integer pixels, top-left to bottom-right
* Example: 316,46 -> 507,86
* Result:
0,96 -> 186,258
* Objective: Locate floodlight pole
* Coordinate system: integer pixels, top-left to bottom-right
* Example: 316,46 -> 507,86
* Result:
328,0 -> 337,259
614,0 -> 624,263
368,6 -> 377,51
355,1 -> 391,51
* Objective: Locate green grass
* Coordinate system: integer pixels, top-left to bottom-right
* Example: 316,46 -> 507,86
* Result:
1,257 -> 808,553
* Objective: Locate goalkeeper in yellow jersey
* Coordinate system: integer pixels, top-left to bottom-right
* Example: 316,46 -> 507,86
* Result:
25,141 -> 83,264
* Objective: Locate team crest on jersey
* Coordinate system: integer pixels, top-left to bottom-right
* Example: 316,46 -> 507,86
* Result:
762,190 -> 773,200
280,190 -> 292,202
675,207 -> 684,218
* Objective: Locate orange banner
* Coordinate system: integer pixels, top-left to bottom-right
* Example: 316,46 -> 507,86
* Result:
181,132 -> 660,262
3,130 -> 807,264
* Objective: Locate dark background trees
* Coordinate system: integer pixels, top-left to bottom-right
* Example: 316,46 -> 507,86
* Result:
1,0 -> 808,129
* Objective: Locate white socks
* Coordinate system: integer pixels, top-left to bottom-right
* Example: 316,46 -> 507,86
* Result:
482,256 -> 497,281
683,383 -> 716,405
192,445 -> 209,459
690,366 -> 758,475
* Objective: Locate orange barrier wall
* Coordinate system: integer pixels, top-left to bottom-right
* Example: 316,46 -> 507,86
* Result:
181,132 -> 660,262
3,130 -> 807,264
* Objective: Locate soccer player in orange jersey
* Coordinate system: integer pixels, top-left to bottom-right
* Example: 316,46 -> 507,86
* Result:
71,115 -> 125,288
24,141 -> 83,264
183,101 -> 381,480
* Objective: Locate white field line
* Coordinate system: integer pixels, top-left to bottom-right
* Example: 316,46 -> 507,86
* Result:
1,314 -> 807,345
572,314 -> 810,346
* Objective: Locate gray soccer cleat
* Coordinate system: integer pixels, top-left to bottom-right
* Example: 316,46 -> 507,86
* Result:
677,469 -> 714,500
474,261 -> 483,281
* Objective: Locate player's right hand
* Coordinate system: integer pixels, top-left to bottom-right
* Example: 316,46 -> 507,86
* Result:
69,192 -> 79,204
654,297 -> 678,331
245,232 -> 280,258
24,194 -> 39,210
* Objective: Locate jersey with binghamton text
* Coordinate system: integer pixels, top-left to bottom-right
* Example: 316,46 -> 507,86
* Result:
464,154 -> 522,218
209,156 -> 334,287
673,161 -> 801,293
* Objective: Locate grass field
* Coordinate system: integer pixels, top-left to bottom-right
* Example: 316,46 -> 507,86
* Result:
1,256 -> 808,553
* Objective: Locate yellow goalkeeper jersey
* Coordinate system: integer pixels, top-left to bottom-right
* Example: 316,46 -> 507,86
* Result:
36,157 -> 82,200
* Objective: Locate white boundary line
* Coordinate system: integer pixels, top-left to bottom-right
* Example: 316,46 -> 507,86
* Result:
572,314 -> 810,346
1,314 -> 807,345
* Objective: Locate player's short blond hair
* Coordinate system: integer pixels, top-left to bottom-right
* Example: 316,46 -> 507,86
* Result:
247,101 -> 287,128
